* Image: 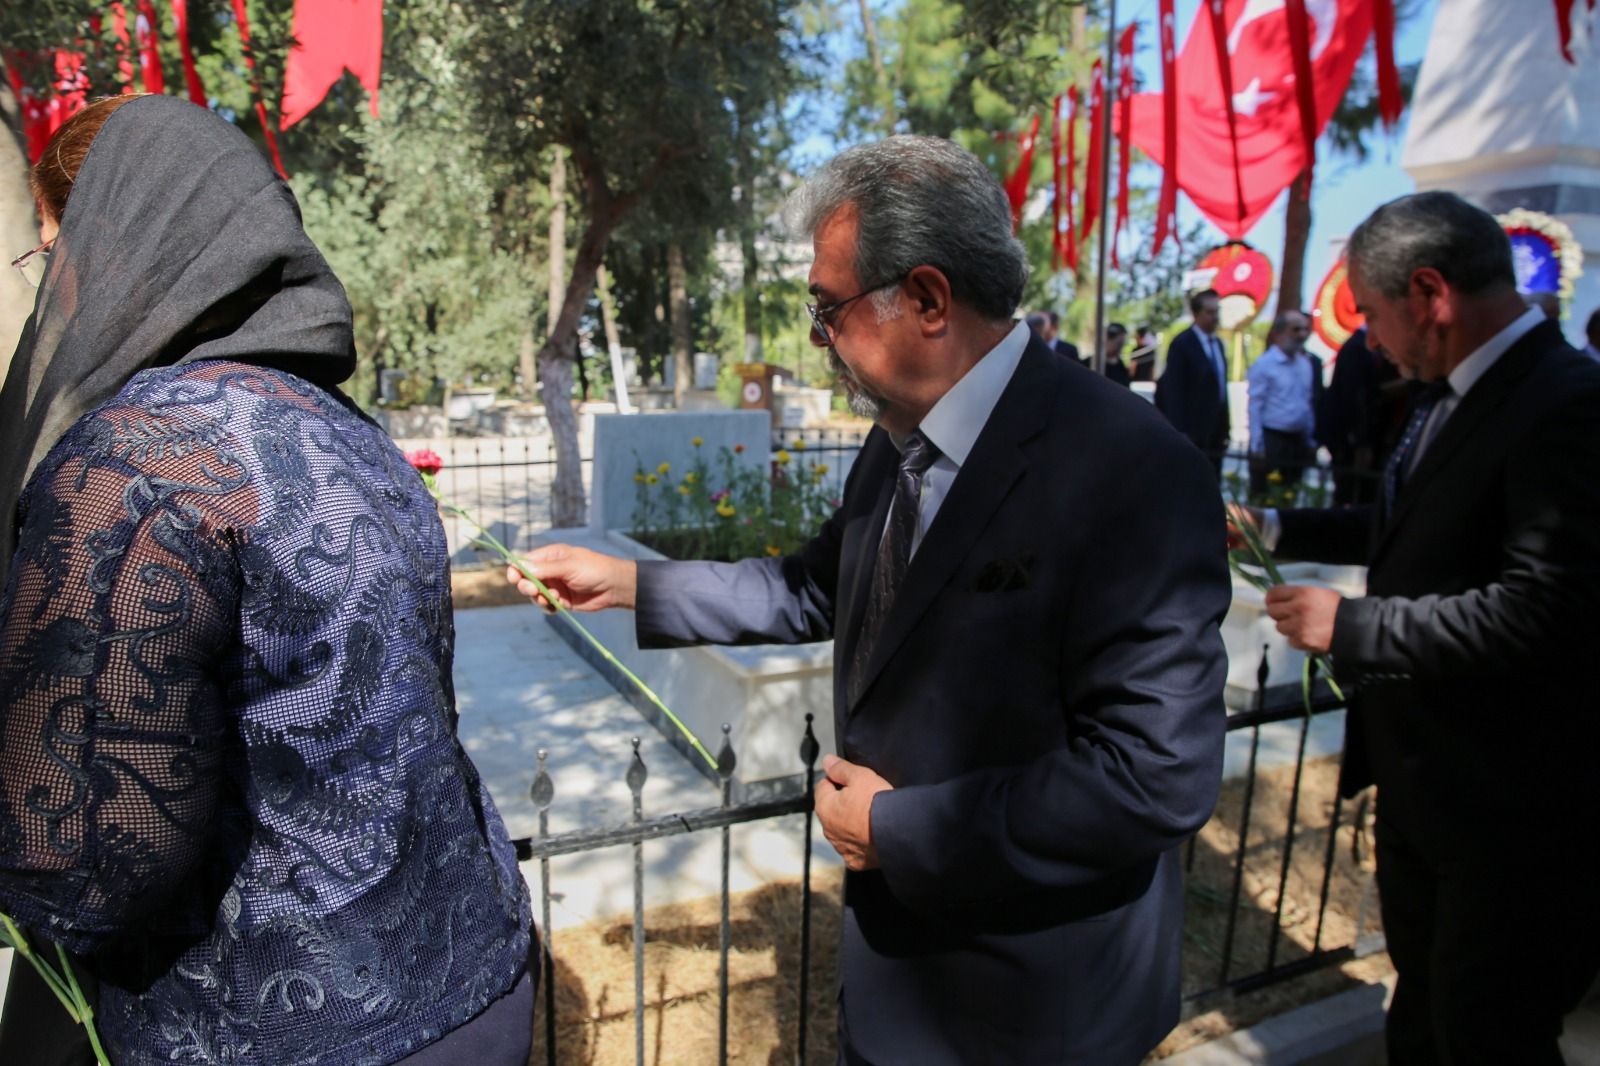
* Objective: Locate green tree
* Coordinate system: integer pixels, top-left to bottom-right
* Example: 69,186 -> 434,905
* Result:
447,0 -> 807,526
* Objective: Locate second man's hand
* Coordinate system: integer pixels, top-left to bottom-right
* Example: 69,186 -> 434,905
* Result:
815,754 -> 892,872
506,544 -> 639,613
1264,584 -> 1342,654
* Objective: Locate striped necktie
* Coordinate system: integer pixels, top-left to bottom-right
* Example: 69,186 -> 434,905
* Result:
851,431 -> 939,703
1383,381 -> 1452,513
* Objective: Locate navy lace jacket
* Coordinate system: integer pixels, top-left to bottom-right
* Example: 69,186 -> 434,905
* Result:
0,361 -> 532,1065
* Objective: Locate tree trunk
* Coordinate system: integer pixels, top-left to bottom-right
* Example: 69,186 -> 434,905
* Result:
532,147 -> 568,405
667,242 -> 691,402
857,0 -> 895,133
538,201 -> 616,529
0,77 -> 39,375
1277,170 -> 1313,318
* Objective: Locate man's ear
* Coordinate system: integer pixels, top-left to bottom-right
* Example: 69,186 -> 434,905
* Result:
905,265 -> 952,336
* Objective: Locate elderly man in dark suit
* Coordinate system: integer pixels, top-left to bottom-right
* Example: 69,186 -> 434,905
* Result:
1156,288 -> 1230,470
1236,191 -> 1600,1063
510,136 -> 1229,1065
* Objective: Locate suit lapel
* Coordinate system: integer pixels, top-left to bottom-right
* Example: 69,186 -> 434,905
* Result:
845,340 -> 1059,715
1374,322 -> 1555,562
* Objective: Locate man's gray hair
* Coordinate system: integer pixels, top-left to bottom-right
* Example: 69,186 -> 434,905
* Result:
783,135 -> 1029,322
1346,191 -> 1516,299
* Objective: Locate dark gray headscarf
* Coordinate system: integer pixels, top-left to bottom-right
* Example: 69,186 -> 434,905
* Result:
0,94 -> 356,591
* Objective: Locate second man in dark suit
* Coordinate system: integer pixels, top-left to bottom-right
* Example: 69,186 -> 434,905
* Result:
1239,191 -> 1600,1063
1156,288 -> 1231,470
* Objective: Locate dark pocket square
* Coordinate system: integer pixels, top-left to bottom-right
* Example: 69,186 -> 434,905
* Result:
971,552 -> 1034,593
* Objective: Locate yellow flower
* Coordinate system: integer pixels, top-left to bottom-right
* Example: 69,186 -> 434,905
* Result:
1267,470 -> 1284,483
691,436 -> 704,447
633,473 -> 645,483
775,449 -> 791,465
646,474 -> 659,484
791,438 -> 807,450
678,485 -> 691,496
716,502 -> 736,517
657,462 -> 671,475
684,472 -> 699,484
811,463 -> 829,478
765,545 -> 782,557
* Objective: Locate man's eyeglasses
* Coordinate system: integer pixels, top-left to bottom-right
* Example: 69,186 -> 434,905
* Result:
805,273 -> 908,346
11,239 -> 54,289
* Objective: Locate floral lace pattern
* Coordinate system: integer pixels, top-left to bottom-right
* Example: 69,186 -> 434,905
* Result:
0,361 -> 531,1065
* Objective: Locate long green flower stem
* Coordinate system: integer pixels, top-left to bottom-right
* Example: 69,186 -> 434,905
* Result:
433,497 -> 718,772
1227,503 -> 1347,704
0,912 -> 110,1064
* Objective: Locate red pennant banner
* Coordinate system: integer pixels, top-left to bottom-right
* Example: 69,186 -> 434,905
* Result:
1154,0 -> 1179,254
170,0 -> 208,103
1284,0 -> 1318,194
1081,59 -> 1106,242
135,0 -> 166,95
230,0 -> 288,178
281,0 -> 385,128
1051,93 -> 1065,271
1205,0 -> 1247,227
1113,23 -> 1137,268
1372,0 -> 1401,125
1001,114 -> 1040,233
1062,87 -> 1081,272
1554,0 -> 1598,63
3,50 -> 90,163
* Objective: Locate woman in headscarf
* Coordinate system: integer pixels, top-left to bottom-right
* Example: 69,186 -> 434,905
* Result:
0,95 -> 535,1065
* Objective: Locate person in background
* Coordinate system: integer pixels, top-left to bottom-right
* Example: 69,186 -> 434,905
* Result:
1155,289 -> 1229,471
1318,327 -> 1406,506
1046,310 -> 1081,361
1234,191 -> 1600,1064
0,95 -> 534,1066
1129,324 -> 1159,382
1089,322 -> 1132,386
1245,309 -> 1321,495
1584,307 -> 1600,361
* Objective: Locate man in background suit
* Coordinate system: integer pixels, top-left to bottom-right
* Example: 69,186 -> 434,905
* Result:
510,136 -> 1229,1065
1236,192 -> 1600,1062
1156,288 -> 1230,470
1318,327 -> 1406,506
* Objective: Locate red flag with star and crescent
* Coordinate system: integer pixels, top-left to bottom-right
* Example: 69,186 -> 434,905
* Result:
1129,0 -> 1375,239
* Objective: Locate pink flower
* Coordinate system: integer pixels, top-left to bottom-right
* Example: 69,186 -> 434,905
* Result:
406,448 -> 444,477
710,489 -> 731,503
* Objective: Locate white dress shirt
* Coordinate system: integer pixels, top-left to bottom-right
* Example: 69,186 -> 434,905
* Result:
1261,306 -> 1545,548
890,321 -> 1030,557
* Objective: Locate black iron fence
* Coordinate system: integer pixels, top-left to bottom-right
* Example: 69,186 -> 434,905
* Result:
506,652 -> 1383,1066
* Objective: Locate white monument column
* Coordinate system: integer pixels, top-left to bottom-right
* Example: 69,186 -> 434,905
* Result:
1403,0 -> 1600,344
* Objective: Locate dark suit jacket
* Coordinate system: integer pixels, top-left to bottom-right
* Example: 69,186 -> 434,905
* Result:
1053,337 -> 1080,361
1278,320 -> 1600,851
1156,327 -> 1231,456
635,336 -> 1230,1064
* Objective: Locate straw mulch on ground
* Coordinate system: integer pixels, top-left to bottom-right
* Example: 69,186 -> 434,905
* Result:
522,753 -> 1393,1065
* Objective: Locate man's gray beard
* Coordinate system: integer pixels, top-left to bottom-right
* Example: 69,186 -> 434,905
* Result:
829,348 -> 887,422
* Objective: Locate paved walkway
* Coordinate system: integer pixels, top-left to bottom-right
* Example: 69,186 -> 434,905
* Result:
453,602 -> 839,932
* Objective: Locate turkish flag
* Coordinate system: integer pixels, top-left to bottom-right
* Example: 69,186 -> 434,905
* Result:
281,0 -> 384,129
1081,60 -> 1106,242
1130,0 -> 1374,239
